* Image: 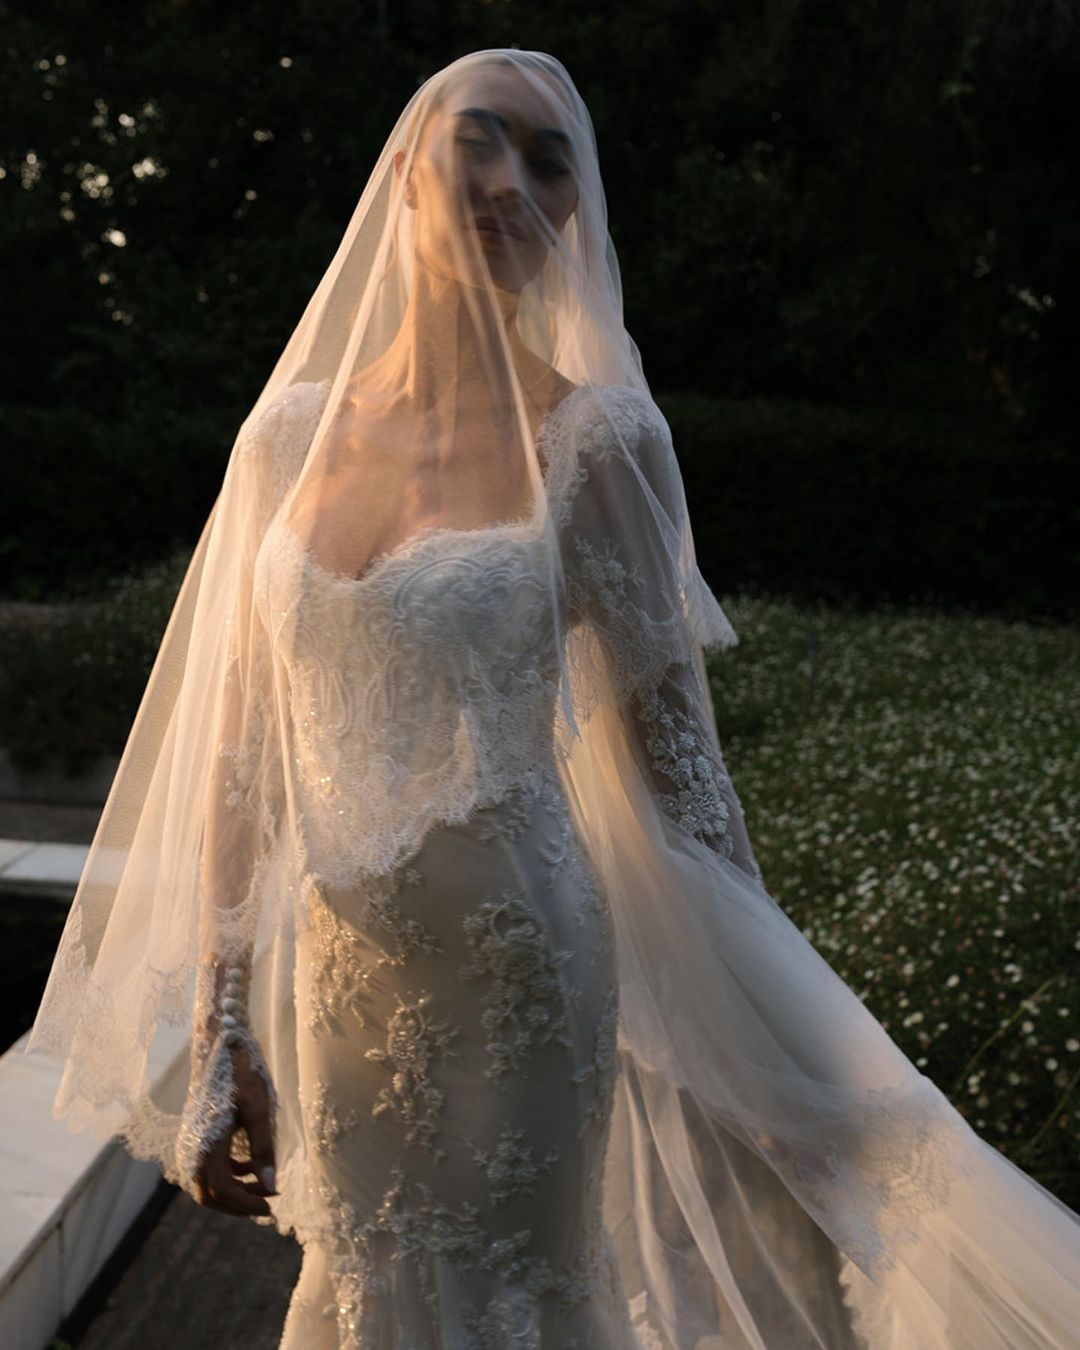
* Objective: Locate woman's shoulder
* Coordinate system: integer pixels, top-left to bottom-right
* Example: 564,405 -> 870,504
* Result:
540,381 -> 675,522
233,380 -> 332,523
243,378 -> 331,443
555,381 -> 670,464
237,379 -> 331,474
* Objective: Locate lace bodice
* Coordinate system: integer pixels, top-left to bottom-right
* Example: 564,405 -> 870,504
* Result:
245,379 -> 759,888
259,500 -> 566,885
248,382 -> 577,885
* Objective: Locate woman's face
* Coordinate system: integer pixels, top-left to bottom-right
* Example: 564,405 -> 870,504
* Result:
398,63 -> 580,294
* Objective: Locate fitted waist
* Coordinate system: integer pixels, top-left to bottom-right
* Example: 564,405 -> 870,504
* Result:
291,746 -> 571,890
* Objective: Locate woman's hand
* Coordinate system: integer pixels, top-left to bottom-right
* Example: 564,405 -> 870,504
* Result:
191,1045 -> 278,1217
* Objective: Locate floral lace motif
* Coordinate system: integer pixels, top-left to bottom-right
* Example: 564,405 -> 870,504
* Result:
571,984 -> 620,1137
312,1164 -> 604,1349
575,535 -> 647,622
469,778 -> 542,844
468,1122 -> 561,1205
365,887 -> 442,965
377,1169 -> 600,1307
754,1076 -> 981,1280
303,879 -> 373,1036
459,891 -> 575,1082
631,672 -> 737,859
302,1074 -> 362,1158
302,865 -> 448,1040
365,994 -> 460,1161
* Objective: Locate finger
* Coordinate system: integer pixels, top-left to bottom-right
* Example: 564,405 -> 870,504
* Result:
206,1176 -> 275,1203
221,1155 -> 274,1198
235,1179 -> 274,1197
204,1140 -> 271,1217
201,1191 -> 270,1219
193,1155 -> 220,1209
238,1093 -> 277,1195
205,1182 -> 271,1218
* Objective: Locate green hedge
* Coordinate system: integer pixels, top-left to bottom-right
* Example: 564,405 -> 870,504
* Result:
659,392 -> 1078,624
0,550 -> 189,774
4,392 -> 1072,623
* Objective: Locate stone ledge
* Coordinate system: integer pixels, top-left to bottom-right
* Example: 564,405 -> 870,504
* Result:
0,838 -> 88,898
0,1022 -> 191,1350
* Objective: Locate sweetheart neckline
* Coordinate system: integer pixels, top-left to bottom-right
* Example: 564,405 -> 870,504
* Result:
272,380 -> 589,590
275,509 -> 542,591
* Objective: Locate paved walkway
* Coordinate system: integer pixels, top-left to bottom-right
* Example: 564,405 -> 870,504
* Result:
73,1190 -> 302,1349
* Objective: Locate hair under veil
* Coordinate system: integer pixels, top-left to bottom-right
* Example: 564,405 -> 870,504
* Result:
25,47 -> 1080,1349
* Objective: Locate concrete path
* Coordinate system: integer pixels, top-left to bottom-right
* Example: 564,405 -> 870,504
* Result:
72,1190 -> 301,1349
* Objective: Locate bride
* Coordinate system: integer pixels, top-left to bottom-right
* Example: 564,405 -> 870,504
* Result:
26,48 -> 1080,1349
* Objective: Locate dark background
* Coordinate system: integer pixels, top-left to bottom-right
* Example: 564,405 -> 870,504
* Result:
1,0 -> 1077,616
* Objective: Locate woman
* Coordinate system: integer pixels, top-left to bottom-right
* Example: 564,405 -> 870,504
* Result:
26,48 -> 1080,1349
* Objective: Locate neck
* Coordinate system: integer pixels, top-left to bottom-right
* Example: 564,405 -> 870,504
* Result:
368,253 -> 532,413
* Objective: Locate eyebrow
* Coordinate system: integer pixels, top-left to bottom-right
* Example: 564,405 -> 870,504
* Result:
454,107 -> 572,149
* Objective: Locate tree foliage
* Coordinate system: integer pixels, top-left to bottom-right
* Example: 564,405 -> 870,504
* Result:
1,0 -> 1076,598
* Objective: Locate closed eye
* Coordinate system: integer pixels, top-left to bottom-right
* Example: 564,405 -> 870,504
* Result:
532,158 -> 570,179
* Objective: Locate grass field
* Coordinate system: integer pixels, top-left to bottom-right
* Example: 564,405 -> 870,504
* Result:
708,593 -> 1080,1207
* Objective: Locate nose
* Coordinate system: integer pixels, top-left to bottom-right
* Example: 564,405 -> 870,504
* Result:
484,145 -> 528,204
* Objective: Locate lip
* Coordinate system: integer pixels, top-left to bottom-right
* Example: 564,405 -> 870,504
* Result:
474,215 -> 525,240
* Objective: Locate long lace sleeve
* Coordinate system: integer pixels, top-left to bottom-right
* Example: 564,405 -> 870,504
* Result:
174,380 -> 325,1192
624,660 -> 763,882
563,388 -> 763,886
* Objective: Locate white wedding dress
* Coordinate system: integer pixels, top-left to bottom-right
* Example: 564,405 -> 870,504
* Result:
192,376 -> 1076,1349
263,378 -> 717,1345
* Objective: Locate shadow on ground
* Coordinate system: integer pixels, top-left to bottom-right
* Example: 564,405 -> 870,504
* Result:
73,1188 -> 302,1348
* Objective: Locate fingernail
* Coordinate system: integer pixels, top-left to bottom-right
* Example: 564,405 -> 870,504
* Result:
260,1166 -> 277,1194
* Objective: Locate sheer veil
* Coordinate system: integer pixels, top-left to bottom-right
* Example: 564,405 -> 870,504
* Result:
25,47 -> 1080,1348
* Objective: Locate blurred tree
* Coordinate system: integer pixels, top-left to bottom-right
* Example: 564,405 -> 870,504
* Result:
0,0 -> 1076,598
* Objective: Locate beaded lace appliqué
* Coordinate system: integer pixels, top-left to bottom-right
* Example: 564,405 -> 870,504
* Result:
459,891 -> 575,1082
467,1122 -> 561,1206
571,984 -> 619,1136
631,674 -> 737,859
303,1074 -> 362,1157
312,1163 -> 605,1349
365,994 -> 461,1161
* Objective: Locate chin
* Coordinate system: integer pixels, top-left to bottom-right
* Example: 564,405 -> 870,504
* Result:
458,259 -> 528,296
